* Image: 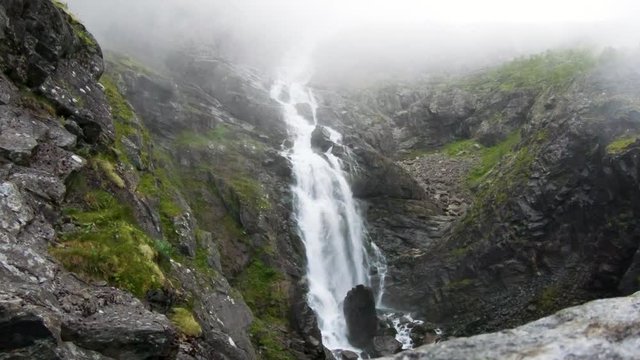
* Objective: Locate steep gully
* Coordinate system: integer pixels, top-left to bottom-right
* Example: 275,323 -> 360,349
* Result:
271,73 -> 416,356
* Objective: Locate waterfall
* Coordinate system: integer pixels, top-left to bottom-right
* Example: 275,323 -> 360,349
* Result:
271,80 -> 382,352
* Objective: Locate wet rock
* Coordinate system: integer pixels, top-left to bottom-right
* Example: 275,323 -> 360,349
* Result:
61,305 -> 177,359
372,335 -> 402,356
379,292 -> 640,360
344,285 -> 377,349
340,350 -> 359,360
311,125 -> 333,153
296,103 -> 313,122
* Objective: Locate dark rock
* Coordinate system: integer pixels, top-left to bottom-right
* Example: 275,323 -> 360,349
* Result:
311,125 -> 333,153
344,285 -> 377,349
340,350 -> 359,360
372,335 -> 402,356
61,306 -> 177,359
296,103 -> 313,122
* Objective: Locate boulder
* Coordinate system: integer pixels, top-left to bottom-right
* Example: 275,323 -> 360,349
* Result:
340,350 -> 359,360
379,292 -> 640,360
311,125 -> 333,153
343,285 -> 377,349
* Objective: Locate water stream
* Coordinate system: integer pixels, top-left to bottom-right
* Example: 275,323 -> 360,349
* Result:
271,80 -> 383,352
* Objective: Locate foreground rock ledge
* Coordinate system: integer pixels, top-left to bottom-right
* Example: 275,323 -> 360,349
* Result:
379,292 -> 640,360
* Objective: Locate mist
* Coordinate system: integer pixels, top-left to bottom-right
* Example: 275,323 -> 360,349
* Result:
65,0 -> 640,86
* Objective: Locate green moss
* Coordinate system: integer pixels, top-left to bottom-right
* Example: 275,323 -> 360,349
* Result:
229,177 -> 270,211
444,278 -> 474,290
170,307 -> 202,337
52,1 -> 97,48
100,75 -> 136,124
106,52 -> 160,78
174,126 -> 230,149
606,134 -> 639,154
52,190 -> 165,297
18,89 -> 57,116
93,156 -> 125,188
236,260 -> 287,320
249,318 -> 295,360
443,139 -> 481,157
536,285 -> 561,313
466,49 -> 597,92
467,131 -> 522,186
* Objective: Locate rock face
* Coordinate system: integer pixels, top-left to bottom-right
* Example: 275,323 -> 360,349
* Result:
379,292 -> 640,360
343,285 -> 378,349
0,1 -> 180,359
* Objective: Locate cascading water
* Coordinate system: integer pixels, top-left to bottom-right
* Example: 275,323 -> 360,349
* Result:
271,79 -> 381,352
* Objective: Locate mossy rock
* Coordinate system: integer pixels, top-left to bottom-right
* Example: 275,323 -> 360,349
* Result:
52,190 -> 166,297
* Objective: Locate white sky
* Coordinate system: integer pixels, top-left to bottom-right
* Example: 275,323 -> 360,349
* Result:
328,0 -> 635,25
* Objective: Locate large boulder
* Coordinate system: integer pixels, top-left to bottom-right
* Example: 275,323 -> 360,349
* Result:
379,292 -> 640,360
343,285 -> 377,349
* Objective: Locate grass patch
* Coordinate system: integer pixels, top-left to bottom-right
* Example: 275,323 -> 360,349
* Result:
467,49 -> 597,92
170,307 -> 202,337
229,177 -> 270,211
19,88 -> 57,116
93,156 -> 125,188
52,190 -> 165,297
175,126 -> 230,149
467,131 -> 521,186
444,278 -> 474,290
536,285 -> 561,313
106,52 -> 161,78
52,0 -> 97,48
443,139 -> 481,157
249,318 -> 295,360
606,134 -> 639,154
236,260 -> 287,319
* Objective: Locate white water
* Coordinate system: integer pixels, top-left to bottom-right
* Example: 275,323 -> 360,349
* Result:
271,79 -> 379,352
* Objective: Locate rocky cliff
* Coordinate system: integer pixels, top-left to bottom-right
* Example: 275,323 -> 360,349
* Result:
1,1 -> 640,360
321,49 -> 640,338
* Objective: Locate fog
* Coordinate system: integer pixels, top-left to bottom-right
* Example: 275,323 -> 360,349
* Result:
65,0 -> 640,86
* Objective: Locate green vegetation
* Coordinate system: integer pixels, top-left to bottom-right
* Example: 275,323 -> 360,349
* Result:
175,126 -> 230,149
444,278 -> 474,290
236,260 -> 287,320
442,139 -> 480,157
229,177 -> 270,211
170,307 -> 203,337
93,156 -> 125,188
606,133 -> 639,154
437,131 -> 522,187
466,49 -> 597,92
51,190 -> 165,297
18,88 -> 57,116
236,259 -> 293,360
249,319 -> 295,360
106,52 -> 160,78
467,132 -> 522,186
52,0 -> 97,48
536,285 -> 561,313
